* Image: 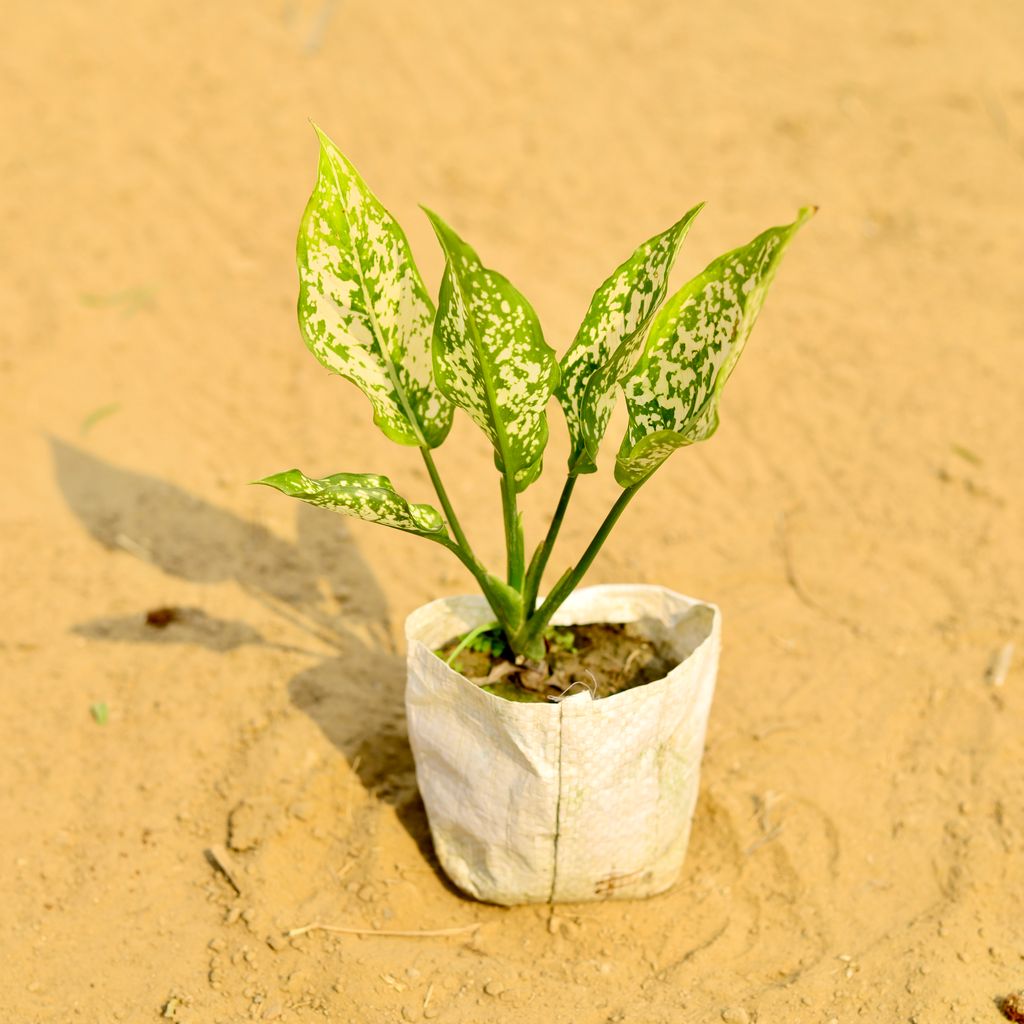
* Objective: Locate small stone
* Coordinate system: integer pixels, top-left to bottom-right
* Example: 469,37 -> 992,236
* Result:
357,884 -> 377,903
208,938 -> 225,952
285,970 -> 309,994
289,802 -> 312,822
401,1008 -> 420,1022
266,934 -> 286,952
484,981 -> 505,996
722,1009 -> 750,1024
241,908 -> 256,924
228,801 -> 265,852
225,906 -> 241,925
1002,990 -> 1024,1023
405,967 -> 421,980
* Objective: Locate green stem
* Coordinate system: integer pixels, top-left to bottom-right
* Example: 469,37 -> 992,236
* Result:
432,534 -> 522,636
445,620 -> 498,668
514,480 -> 646,652
500,472 -> 525,590
522,473 -> 577,616
433,532 -> 487,584
420,448 -> 476,559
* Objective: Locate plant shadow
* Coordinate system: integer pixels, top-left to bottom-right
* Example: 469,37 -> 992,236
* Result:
51,437 -> 443,875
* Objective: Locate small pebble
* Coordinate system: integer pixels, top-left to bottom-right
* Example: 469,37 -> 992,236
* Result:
357,884 -> 377,903
484,981 -> 504,996
208,937 -> 225,952
1002,990 -> 1024,1023
266,934 -> 286,952
722,1009 -> 749,1024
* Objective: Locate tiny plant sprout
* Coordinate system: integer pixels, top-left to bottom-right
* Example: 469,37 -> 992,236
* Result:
258,126 -> 812,672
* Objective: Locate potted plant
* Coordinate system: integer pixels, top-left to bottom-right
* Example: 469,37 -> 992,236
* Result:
259,126 -> 812,905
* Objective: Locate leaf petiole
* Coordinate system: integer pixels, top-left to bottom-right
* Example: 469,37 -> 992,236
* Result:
515,478 -> 648,652
522,471 -> 578,616
445,620 -> 499,668
420,447 -> 477,560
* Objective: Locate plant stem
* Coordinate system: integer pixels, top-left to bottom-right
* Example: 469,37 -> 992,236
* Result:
445,620 -> 499,667
514,480 -> 646,651
420,447 -> 475,558
432,534 -> 521,635
522,473 -> 577,616
433,532 -> 485,580
500,472 -> 525,590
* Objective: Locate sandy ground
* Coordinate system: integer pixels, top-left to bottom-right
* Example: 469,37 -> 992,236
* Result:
2,1 -> 1023,1021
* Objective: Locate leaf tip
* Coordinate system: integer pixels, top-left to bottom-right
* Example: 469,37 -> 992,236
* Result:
310,120 -> 332,150
420,205 -> 452,246
252,470 -> 301,493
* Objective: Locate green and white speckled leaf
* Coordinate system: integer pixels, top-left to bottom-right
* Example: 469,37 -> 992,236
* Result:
297,127 -> 452,448
425,209 -> 560,492
556,204 -> 704,474
256,469 -> 447,536
615,207 -> 814,487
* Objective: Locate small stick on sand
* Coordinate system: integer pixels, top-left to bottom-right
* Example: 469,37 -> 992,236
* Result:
205,844 -> 244,895
285,921 -> 481,939
987,642 -> 1015,687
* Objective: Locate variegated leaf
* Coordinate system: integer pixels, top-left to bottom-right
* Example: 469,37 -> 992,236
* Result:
556,204 -> 704,474
615,207 -> 814,487
297,127 -> 452,448
256,469 -> 447,536
424,209 -> 560,491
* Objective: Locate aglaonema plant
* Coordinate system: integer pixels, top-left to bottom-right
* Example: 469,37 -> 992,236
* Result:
259,126 -> 812,664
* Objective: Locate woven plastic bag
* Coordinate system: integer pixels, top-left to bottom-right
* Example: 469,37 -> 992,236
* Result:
404,584 -> 721,905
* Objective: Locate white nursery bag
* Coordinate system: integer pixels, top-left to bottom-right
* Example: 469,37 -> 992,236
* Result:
404,584 -> 721,905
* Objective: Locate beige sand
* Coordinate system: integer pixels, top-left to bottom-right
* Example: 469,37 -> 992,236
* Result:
2,2 -> 1022,1020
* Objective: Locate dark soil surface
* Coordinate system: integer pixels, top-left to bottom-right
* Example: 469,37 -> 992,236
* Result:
434,623 -> 676,702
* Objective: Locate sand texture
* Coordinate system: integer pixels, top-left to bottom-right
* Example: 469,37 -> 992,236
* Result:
2,1 -> 1023,1020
